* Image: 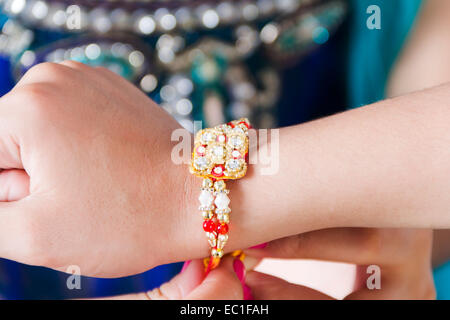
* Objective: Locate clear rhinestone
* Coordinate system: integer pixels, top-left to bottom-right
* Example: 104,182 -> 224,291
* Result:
201,131 -> 215,143
226,159 -> 241,172
212,146 -> 224,158
194,157 -> 208,170
229,135 -> 244,148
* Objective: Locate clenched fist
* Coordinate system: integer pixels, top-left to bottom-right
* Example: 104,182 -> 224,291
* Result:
0,61 -> 203,277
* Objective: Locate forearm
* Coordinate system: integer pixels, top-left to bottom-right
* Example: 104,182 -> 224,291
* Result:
221,84 -> 450,251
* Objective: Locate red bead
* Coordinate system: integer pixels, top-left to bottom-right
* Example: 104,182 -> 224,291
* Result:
217,223 -> 229,234
227,122 -> 235,128
203,219 -> 216,232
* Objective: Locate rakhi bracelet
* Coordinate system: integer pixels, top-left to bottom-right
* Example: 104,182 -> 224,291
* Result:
190,118 -> 250,272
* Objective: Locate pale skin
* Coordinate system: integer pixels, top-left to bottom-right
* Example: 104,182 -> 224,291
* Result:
0,0 -> 449,299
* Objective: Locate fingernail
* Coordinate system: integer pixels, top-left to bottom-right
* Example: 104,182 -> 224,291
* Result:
233,258 -> 245,284
249,242 -> 268,250
180,260 -> 192,273
242,256 -> 260,271
233,258 -> 252,300
243,284 -> 254,300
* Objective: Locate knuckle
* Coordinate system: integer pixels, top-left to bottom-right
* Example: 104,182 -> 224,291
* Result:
14,83 -> 59,123
26,62 -> 66,79
60,59 -> 84,69
18,83 -> 53,103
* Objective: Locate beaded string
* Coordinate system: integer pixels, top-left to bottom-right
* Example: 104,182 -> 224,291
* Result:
191,118 -> 251,272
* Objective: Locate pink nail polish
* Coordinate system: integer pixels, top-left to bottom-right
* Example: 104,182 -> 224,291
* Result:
234,259 -> 254,300
249,242 -> 268,250
243,284 -> 254,300
180,260 -> 192,273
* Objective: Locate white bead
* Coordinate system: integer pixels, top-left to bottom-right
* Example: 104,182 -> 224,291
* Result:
199,190 -> 214,207
215,192 -> 230,209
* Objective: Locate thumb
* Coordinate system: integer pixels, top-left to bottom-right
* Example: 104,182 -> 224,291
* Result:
0,169 -> 30,201
185,256 -> 244,300
0,96 -> 29,201
99,259 -> 206,300
99,257 -> 244,300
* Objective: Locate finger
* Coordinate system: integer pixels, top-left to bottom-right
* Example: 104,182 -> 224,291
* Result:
0,199 -> 41,263
97,260 -> 205,300
15,62 -> 76,88
185,256 -> 244,300
246,271 -> 333,300
0,109 -> 23,170
146,259 -> 206,300
244,228 -> 417,266
0,169 -> 30,201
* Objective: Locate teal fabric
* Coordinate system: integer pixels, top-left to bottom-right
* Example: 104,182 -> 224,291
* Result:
347,0 -> 423,108
434,262 -> 450,300
348,0 -> 450,300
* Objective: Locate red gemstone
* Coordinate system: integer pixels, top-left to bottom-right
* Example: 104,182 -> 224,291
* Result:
203,219 -> 216,232
217,223 -> 229,234
238,121 -> 250,129
227,122 -> 235,128
212,165 -> 225,177
232,149 -> 242,159
216,134 -> 227,143
196,145 -> 207,156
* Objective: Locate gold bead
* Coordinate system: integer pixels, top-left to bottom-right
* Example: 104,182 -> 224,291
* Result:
211,248 -> 223,258
202,178 -> 213,188
218,212 -> 230,224
202,211 -> 214,220
217,234 -> 228,249
214,180 -> 226,191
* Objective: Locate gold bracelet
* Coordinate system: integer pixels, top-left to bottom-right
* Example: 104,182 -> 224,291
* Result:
190,118 -> 250,271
